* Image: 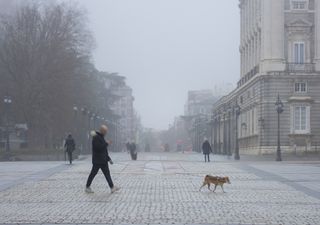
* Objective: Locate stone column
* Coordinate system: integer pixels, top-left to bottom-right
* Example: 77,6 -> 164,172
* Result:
258,31 -> 261,67
249,0 -> 252,31
254,35 -> 257,67
228,111 -> 232,156
244,48 -> 246,75
251,39 -> 254,70
213,118 -> 217,154
240,49 -> 243,76
245,46 -> 249,74
315,0 -> 320,71
261,0 -> 285,72
223,113 -> 227,155
217,116 -> 221,154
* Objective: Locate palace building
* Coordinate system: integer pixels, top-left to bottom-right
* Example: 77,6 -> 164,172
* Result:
212,0 -> 320,155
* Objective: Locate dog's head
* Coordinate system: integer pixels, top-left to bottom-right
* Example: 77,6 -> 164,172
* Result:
225,176 -> 231,184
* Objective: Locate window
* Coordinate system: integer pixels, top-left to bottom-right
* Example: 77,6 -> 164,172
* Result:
292,105 -> 310,133
294,42 -> 305,64
294,106 -> 306,130
291,1 -> 308,10
295,82 -> 307,93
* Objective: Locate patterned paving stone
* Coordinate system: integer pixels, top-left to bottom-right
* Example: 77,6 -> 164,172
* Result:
0,153 -> 319,225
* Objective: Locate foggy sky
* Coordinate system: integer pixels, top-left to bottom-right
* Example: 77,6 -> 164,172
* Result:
76,0 -> 240,130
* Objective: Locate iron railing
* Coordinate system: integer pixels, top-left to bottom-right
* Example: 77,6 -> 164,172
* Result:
286,63 -> 315,73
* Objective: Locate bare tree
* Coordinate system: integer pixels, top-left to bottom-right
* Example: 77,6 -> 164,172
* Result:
0,2 -> 93,148
0,1 -> 128,150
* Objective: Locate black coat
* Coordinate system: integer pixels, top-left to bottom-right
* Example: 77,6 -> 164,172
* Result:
65,137 -> 75,153
202,141 -> 212,154
129,143 -> 136,153
92,132 -> 111,164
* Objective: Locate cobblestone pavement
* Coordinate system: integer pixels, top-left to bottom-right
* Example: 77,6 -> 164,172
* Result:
0,152 -> 319,225
0,161 -> 67,192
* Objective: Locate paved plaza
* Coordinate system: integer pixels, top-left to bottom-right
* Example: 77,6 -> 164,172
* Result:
0,152 -> 320,225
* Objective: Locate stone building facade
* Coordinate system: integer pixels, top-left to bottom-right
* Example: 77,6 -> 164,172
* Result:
212,0 -> 320,155
185,90 -> 217,116
105,74 -> 137,151
110,84 -> 135,147
184,90 -> 218,152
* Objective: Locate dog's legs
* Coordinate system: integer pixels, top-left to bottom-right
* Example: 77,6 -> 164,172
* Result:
207,184 -> 211,191
199,182 -> 206,191
212,184 -> 217,192
221,184 -> 226,193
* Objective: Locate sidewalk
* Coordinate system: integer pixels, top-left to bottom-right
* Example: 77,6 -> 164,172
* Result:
0,152 -> 319,225
0,161 -> 68,192
239,152 -> 320,162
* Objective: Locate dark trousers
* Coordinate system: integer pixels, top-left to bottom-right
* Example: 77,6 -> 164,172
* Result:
67,151 -> 73,164
130,151 -> 137,160
86,164 -> 114,188
204,154 -> 210,162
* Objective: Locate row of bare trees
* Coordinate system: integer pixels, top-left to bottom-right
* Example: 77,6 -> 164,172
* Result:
0,1 -> 125,149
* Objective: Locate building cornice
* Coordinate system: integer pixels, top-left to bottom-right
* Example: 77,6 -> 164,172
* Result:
288,96 -> 314,103
213,71 -> 320,113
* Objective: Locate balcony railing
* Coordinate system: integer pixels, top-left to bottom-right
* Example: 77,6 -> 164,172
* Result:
237,65 -> 260,88
286,63 -> 315,73
237,63 -> 317,88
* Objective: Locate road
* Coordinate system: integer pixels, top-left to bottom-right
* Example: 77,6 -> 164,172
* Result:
0,152 -> 319,225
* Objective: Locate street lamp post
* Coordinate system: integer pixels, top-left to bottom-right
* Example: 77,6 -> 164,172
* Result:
217,115 -> 221,154
73,106 -> 79,153
275,94 -> 284,162
194,118 -> 199,152
209,115 -> 214,148
81,107 -> 88,153
223,112 -> 227,155
87,111 -> 92,152
91,113 -> 96,130
73,106 -> 78,129
234,104 -> 241,160
113,121 -> 117,152
3,96 -> 12,153
213,115 -> 217,154
228,109 -> 232,156
96,116 -> 101,130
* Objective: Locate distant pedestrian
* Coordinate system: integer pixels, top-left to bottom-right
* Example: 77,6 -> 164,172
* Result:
64,134 -> 75,164
202,138 -> 212,162
85,125 -> 120,194
129,142 -> 137,160
164,143 -> 170,152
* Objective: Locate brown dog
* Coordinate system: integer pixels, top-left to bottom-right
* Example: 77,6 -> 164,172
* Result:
199,175 -> 231,193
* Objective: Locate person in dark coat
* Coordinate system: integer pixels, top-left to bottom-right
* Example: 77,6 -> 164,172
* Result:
85,125 -> 120,194
202,138 -> 212,162
164,143 -> 170,152
129,142 -> 137,160
64,134 -> 75,164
